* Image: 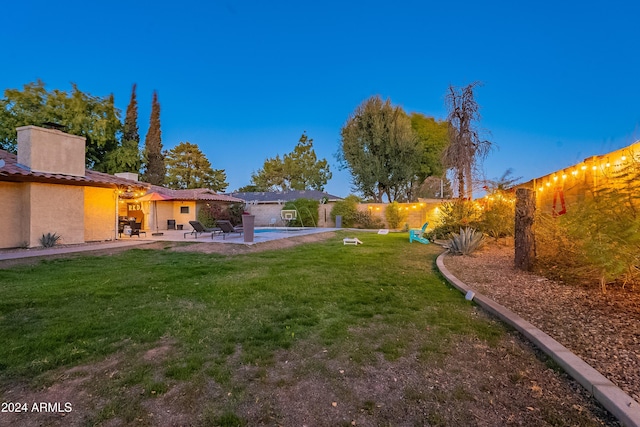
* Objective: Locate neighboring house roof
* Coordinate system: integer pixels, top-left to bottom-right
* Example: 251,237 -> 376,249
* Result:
149,186 -> 244,203
0,149 -> 147,189
230,190 -> 343,204
0,149 -> 243,203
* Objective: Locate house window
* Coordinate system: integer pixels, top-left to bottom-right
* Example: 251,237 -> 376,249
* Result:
180,206 -> 189,214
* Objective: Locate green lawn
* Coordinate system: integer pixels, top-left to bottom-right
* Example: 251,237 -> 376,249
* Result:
0,231 -> 504,424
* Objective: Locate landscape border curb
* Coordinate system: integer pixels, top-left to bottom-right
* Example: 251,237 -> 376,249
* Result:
436,251 -> 640,427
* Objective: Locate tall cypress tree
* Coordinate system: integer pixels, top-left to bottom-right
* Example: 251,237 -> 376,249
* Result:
123,83 -> 139,144
142,91 -> 165,185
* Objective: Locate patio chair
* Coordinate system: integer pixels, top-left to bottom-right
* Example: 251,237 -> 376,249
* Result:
184,220 -> 221,239
409,222 -> 430,244
130,221 -> 146,238
215,220 -> 244,240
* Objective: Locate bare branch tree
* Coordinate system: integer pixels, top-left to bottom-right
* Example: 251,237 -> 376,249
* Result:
442,82 -> 492,199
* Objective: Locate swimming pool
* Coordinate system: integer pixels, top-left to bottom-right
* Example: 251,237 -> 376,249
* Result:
254,228 -> 301,233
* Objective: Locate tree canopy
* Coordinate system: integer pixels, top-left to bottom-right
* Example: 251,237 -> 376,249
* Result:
103,83 -> 143,174
338,96 -> 423,202
165,142 -> 228,191
250,132 -> 331,191
0,80 -> 121,171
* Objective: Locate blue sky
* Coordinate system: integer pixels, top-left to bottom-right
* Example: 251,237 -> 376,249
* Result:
3,0 -> 639,197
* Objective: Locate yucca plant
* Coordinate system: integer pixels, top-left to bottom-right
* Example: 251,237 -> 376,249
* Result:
444,227 -> 485,255
39,232 -> 61,248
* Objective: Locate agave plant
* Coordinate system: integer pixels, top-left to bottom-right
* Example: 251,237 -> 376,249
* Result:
39,232 -> 61,248
444,227 -> 485,255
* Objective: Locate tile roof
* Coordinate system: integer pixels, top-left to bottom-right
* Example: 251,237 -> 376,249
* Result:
0,149 -> 146,189
149,186 -> 244,203
0,149 -> 243,203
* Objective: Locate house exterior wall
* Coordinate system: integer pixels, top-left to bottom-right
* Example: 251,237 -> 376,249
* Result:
26,183 -> 85,247
0,182 -> 28,248
17,126 -> 86,176
176,201 -> 196,228
84,187 -> 117,242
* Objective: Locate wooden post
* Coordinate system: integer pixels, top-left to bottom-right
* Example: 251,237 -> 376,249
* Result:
515,188 -> 536,271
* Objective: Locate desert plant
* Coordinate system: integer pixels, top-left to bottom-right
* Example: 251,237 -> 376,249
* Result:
444,227 -> 485,255
39,232 -> 61,248
385,202 -> 408,229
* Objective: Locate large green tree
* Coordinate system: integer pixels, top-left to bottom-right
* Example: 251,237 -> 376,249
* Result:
165,142 -> 228,191
0,80 -> 121,171
103,83 -> 143,173
339,96 -> 420,202
250,132 -> 332,191
142,91 -> 165,185
442,82 -> 492,199
411,113 -> 449,181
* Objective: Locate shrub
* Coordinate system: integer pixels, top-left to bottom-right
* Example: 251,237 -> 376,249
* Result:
40,232 -> 61,248
428,199 -> 481,240
228,202 -> 245,226
198,203 -> 233,228
283,198 -> 319,227
477,191 -> 515,239
385,202 -> 408,229
444,227 -> 485,255
330,195 -> 360,227
535,191 -> 640,293
353,210 -> 385,229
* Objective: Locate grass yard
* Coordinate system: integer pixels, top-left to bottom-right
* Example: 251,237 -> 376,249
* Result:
0,232 -> 616,426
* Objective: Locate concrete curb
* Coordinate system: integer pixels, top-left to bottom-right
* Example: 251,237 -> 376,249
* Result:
436,251 -> 640,427
0,240 -> 153,261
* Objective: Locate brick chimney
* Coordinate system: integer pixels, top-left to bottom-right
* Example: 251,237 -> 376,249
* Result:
17,125 -> 86,177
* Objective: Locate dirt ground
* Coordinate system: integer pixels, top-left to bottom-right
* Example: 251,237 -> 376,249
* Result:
0,235 -> 624,426
442,241 -> 640,404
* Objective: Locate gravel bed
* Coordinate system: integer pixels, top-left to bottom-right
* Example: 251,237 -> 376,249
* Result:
443,242 -> 640,403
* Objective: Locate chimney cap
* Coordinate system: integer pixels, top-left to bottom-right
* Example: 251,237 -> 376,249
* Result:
41,122 -> 66,132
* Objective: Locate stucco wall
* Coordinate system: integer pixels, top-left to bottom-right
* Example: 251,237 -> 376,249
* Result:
358,200 -> 443,229
26,183 -> 85,247
85,187 -> 117,242
17,126 -> 86,176
523,140 -> 640,215
0,182 -> 28,249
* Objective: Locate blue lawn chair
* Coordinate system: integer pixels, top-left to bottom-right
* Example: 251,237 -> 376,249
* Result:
409,222 -> 430,244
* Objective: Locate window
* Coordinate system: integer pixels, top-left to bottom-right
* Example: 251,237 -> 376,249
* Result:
180,206 -> 189,214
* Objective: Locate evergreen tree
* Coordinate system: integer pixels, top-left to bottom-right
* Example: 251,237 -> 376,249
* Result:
123,83 -> 140,144
251,132 -> 331,191
142,91 -> 165,185
165,142 -> 228,191
103,83 -> 142,173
